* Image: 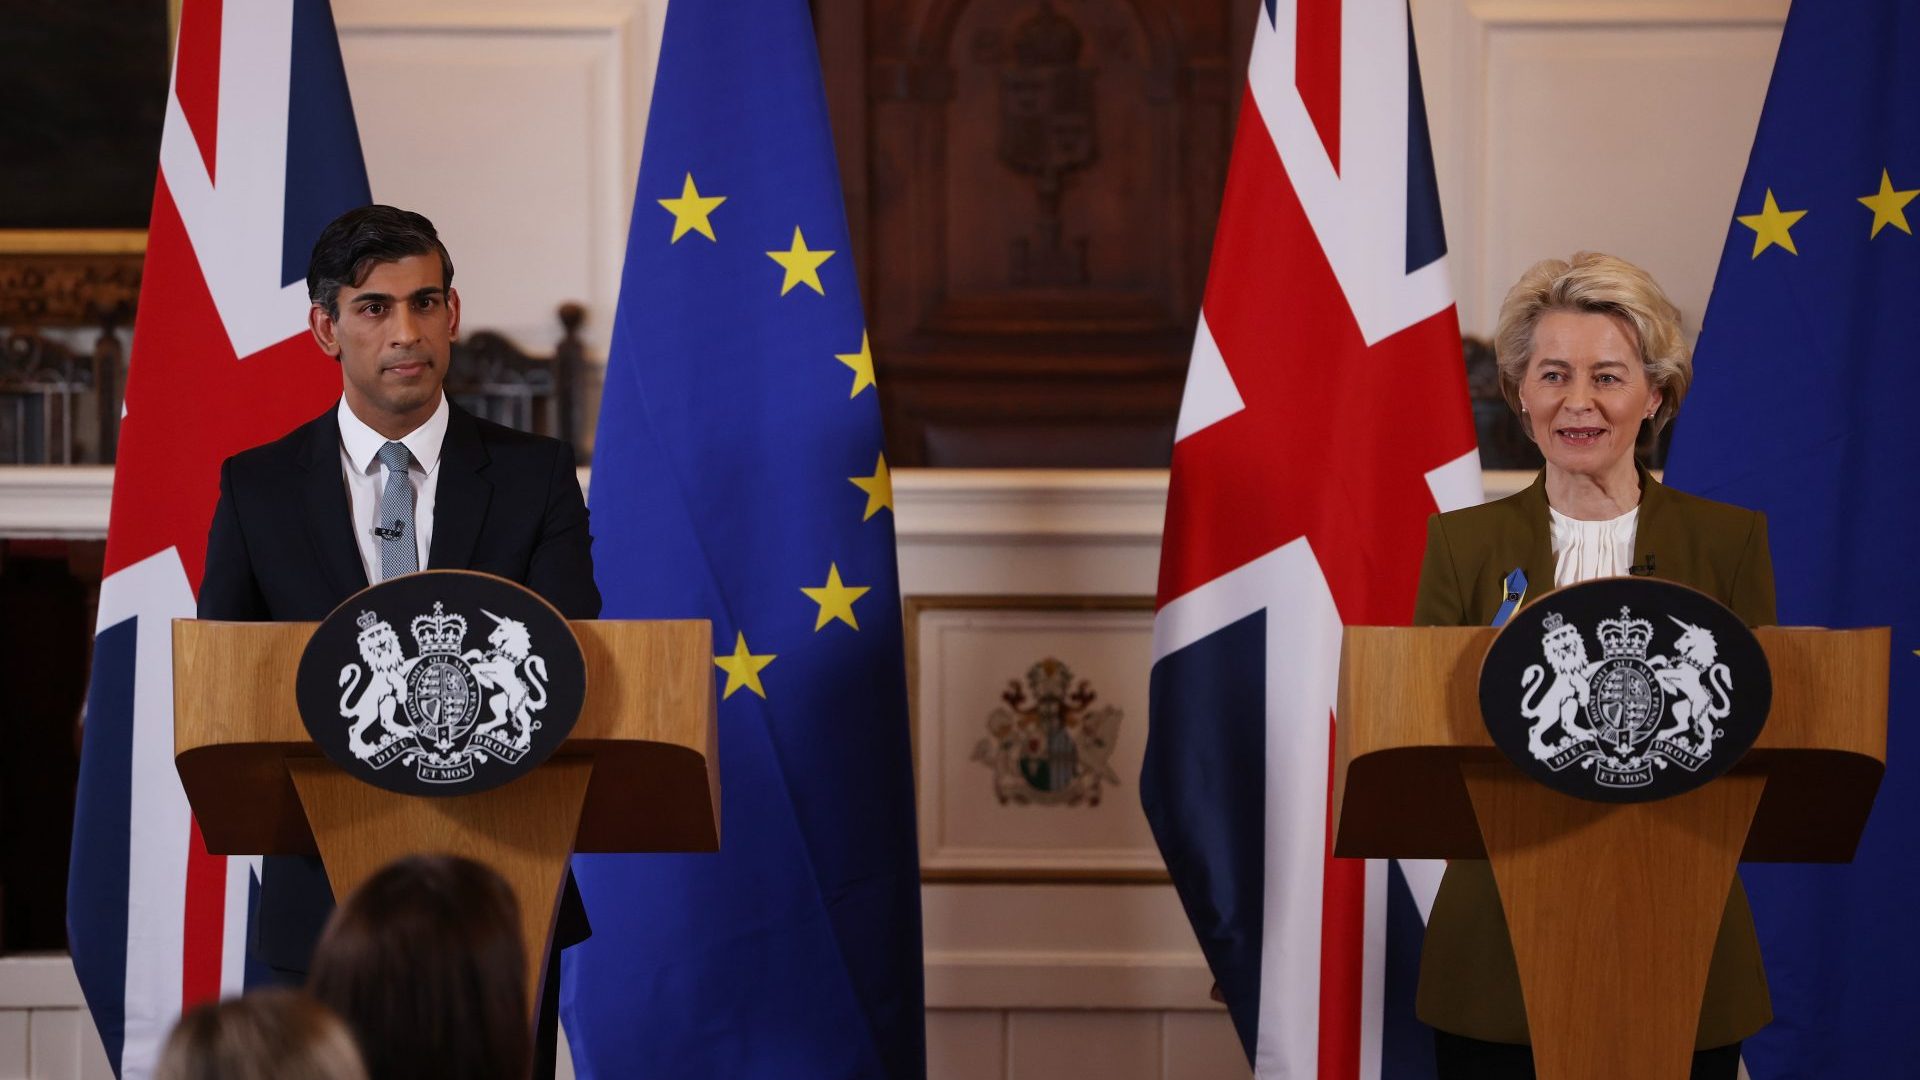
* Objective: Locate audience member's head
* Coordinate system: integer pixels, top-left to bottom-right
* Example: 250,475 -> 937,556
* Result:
155,988 -> 367,1080
307,853 -> 530,1080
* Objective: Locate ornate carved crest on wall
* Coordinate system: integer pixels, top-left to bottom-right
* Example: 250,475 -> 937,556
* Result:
835,0 -> 1248,464
0,253 -> 140,329
993,4 -> 1098,286
973,656 -> 1123,806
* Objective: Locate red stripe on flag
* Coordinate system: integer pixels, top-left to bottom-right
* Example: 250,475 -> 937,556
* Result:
1158,90 -> 1473,625
1319,713 -> 1364,1080
174,0 -> 224,183
181,816 -> 225,1008
1296,0 -> 1342,172
107,177 -> 342,582
1159,85 -> 1475,1078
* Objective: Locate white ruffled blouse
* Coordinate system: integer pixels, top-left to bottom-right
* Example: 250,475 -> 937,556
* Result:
1548,504 -> 1639,587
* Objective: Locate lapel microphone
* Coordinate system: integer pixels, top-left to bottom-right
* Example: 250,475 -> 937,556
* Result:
372,522 -> 405,541
1629,553 -> 1656,576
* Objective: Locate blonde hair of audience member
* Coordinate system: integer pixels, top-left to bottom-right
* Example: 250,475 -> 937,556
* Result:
1493,251 -> 1693,454
155,988 -> 367,1080
308,853 -> 529,1080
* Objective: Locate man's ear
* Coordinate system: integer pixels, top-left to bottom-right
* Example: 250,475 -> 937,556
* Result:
309,304 -> 342,358
446,286 -> 461,341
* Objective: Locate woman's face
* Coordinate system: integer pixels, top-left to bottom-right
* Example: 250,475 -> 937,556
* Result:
1518,310 -> 1661,481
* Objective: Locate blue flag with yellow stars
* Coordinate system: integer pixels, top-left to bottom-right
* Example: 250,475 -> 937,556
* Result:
562,1 -> 923,1076
1663,2 -> 1920,1074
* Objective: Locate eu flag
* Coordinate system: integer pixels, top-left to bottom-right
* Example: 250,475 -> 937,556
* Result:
561,2 -> 925,1076
1663,3 -> 1920,1074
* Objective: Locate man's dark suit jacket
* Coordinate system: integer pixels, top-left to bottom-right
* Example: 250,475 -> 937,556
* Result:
198,400 -> 600,975
1411,466 -> 1774,1049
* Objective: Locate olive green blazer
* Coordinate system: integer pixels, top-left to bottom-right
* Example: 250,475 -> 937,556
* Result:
1411,468 -> 1776,1048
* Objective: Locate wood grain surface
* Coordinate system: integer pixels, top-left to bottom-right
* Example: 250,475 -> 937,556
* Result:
1463,766 -> 1764,1080
1333,625 -> 1888,860
173,617 -> 719,856
289,759 -> 591,1013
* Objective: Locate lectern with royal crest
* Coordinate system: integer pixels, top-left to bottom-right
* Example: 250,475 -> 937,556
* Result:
1334,577 -> 1887,1079
171,570 -> 718,1014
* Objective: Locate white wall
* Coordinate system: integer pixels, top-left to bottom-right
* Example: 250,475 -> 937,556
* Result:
1413,0 -> 1788,338
331,0 -> 668,357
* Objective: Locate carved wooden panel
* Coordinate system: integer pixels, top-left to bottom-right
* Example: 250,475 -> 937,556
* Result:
821,0 -> 1259,465
0,253 -> 140,329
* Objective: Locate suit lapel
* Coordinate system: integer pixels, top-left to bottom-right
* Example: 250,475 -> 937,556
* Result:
1515,470 -> 1558,606
1633,465 -> 1680,581
429,404 -> 491,570
299,407 -> 370,600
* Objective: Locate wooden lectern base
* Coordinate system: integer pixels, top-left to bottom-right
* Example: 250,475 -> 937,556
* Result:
288,759 -> 593,1014
1462,765 -> 1766,1080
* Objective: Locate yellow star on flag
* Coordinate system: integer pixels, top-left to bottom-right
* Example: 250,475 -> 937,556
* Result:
1859,169 -> 1918,239
801,563 -> 869,631
658,173 -> 726,243
1736,189 -> 1808,258
766,227 -> 834,296
713,632 -> 776,700
849,454 -> 893,521
836,332 -> 876,397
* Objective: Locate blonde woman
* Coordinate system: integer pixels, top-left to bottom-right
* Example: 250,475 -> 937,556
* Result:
156,989 -> 366,1080
1413,253 -> 1774,1078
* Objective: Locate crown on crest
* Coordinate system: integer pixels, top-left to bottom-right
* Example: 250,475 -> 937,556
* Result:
1597,606 -> 1654,659
1026,658 -> 1073,701
1541,611 -> 1565,632
411,602 -> 467,655
356,610 -> 380,632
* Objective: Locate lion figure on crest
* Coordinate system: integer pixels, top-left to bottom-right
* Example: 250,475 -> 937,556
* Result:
338,613 -> 417,759
467,610 -> 548,751
1651,617 -> 1734,755
1520,616 -> 1598,757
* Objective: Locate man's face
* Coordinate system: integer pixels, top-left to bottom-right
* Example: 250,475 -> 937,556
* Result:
310,252 -> 459,435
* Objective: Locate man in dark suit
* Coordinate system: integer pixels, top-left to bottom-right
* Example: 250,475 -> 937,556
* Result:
198,205 -> 597,1076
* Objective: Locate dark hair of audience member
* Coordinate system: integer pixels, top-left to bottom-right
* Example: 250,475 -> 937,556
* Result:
307,854 -> 530,1080
155,988 -> 367,1080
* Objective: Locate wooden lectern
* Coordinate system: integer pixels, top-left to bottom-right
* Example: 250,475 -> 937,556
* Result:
1334,625 -> 1888,1079
172,618 -> 718,1009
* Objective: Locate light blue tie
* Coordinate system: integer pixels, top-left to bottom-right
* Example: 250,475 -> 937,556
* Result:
375,441 -> 418,580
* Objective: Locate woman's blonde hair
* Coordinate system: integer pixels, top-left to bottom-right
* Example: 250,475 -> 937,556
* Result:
156,989 -> 367,1080
1493,252 -> 1691,449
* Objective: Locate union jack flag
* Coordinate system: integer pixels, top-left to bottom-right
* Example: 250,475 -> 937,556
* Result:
66,1 -> 367,1074
1141,2 -> 1480,1076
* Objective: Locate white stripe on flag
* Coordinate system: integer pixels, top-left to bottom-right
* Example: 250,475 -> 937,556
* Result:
158,0 -> 308,358
1174,313 -> 1246,443
1245,0 -> 1453,346
1359,859 -> 1388,1080
1397,857 -> 1445,924
221,855 -> 263,995
1425,449 -> 1485,515
1153,537 -> 1342,1079
97,548 -> 197,1080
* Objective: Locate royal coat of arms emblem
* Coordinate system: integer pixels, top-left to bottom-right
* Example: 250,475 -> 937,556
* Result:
298,571 -> 587,796
339,602 -> 552,785
972,658 -> 1122,806
1480,578 -> 1771,803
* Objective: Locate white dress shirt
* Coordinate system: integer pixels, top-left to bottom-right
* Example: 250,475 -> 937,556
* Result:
1548,504 -> 1639,587
337,394 -> 449,582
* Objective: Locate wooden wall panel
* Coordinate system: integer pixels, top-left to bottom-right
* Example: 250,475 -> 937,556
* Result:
821,0 -> 1260,466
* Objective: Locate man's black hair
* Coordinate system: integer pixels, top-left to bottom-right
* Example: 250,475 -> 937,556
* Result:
306,205 -> 455,319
